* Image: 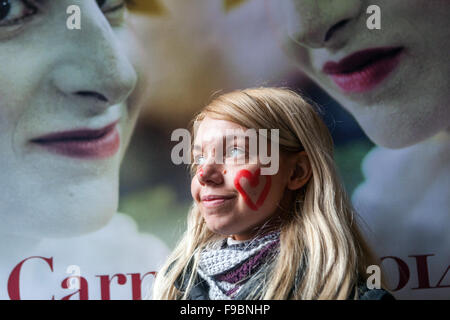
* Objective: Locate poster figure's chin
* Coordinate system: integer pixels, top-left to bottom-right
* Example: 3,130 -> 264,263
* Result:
0,183 -> 119,239
354,109 -> 448,149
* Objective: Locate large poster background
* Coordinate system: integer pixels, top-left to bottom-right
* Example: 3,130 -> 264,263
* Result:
0,0 -> 448,299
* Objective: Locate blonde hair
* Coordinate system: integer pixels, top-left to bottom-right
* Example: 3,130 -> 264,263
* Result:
153,87 -> 383,300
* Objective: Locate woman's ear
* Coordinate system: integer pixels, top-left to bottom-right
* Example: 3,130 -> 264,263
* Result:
287,151 -> 312,191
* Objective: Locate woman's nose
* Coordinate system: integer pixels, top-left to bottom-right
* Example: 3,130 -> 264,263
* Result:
198,162 -> 224,186
50,2 -> 138,114
283,0 -> 363,49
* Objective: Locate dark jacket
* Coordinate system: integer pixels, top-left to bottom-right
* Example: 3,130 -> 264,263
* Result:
173,266 -> 395,300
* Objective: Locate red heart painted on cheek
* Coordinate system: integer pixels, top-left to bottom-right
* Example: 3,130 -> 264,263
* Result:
234,168 -> 272,211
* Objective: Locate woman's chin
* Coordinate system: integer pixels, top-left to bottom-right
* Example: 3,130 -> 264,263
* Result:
205,220 -> 236,237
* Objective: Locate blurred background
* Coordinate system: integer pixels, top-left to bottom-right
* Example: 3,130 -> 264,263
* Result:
121,0 -> 374,248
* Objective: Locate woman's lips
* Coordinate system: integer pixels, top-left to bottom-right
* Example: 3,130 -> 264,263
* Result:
201,194 -> 236,208
31,121 -> 120,159
322,47 -> 404,93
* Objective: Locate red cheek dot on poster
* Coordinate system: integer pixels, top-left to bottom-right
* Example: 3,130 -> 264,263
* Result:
223,170 -> 227,175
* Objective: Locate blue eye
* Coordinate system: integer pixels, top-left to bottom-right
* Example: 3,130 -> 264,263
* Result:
229,147 -> 244,157
0,0 -> 37,26
194,155 -> 206,165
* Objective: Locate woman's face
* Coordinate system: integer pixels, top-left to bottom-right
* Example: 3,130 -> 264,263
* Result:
0,0 -> 143,237
275,0 -> 450,148
191,117 -> 294,241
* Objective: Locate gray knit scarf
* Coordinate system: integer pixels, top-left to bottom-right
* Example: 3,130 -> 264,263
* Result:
197,231 -> 280,300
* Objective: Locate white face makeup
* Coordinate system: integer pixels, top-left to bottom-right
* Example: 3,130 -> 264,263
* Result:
275,0 -> 450,148
0,0 -> 142,238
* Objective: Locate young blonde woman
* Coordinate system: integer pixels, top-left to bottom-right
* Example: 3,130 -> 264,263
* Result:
153,87 -> 394,300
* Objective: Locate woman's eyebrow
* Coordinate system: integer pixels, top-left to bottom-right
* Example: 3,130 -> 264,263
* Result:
193,145 -> 202,152
194,134 -> 246,152
223,134 -> 251,148
223,134 -> 245,142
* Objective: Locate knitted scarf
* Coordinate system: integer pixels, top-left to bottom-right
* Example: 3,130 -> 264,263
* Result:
197,231 -> 280,300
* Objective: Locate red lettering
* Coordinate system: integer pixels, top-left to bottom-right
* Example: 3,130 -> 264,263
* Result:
7,256 -> 54,300
128,272 -> 157,300
97,274 -> 127,300
409,254 -> 434,289
436,265 -> 450,288
61,277 -> 89,300
380,256 -> 410,291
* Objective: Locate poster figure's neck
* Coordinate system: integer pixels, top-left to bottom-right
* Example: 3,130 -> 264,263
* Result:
0,233 -> 41,261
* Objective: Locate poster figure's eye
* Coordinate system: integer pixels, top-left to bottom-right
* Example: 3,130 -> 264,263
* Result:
96,0 -> 126,13
0,0 -> 37,26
